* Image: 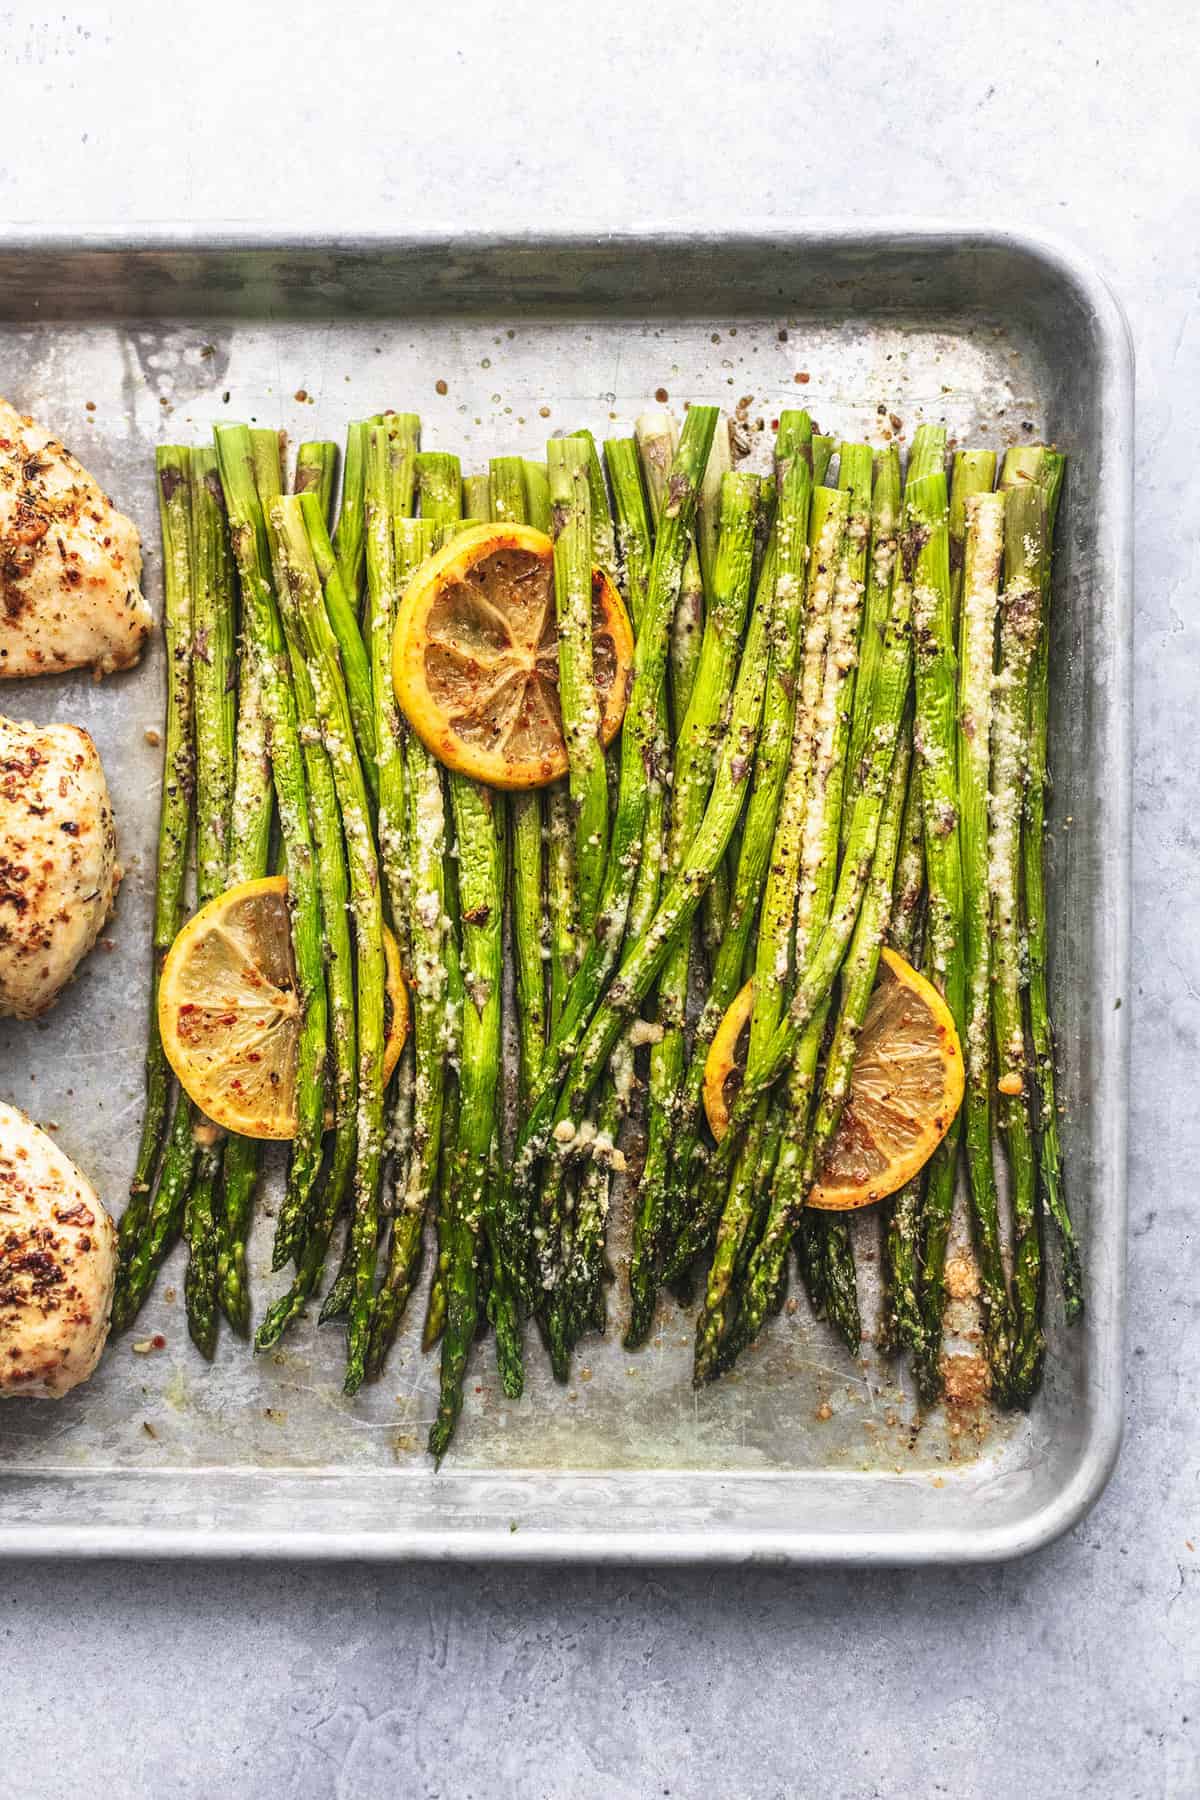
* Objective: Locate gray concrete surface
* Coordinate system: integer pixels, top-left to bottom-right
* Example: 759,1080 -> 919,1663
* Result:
1,3 -> 1195,1795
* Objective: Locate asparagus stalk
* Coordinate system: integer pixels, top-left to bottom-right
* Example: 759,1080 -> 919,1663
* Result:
365,421 -> 419,928
805,729 -> 914,1176
190,451 -> 238,902
541,374 -> 624,1362
1001,449 -> 1082,1319
874,442 -> 950,1364
949,449 -> 997,608
537,443 -> 648,1358
489,456 -> 528,527
635,410 -> 678,528
673,548 -> 705,727
790,444 -> 878,1346
461,472 -> 490,518
700,464 -> 919,1199
488,471 -> 549,1333
568,430 -> 619,596
368,517 -> 448,1372
843,447 -> 901,821
656,433 -> 815,1268
907,422 -> 947,485
416,451 -> 462,539
724,668 -> 915,1361
429,778 -> 509,1457
603,438 -> 654,630
557,1095 -> 619,1348
877,766 -> 927,1359
992,481 -> 1049,1404
529,455 -> 588,1042
354,429 -> 424,1298
619,430 -> 671,958
811,434 -> 835,485
889,458 -> 987,1379
635,412 -> 680,615
355,442 -> 428,1364
559,1005 -> 640,1358
526,407 -> 718,1114
486,462 -> 547,1103
867,434 -> 947,1366
249,431 -> 335,1287
484,470 -> 554,1337
331,418 -> 373,604
880,1177 -> 924,1360
509,852 -> 548,1282
255,496 -> 359,1353
271,496 -> 386,1396
519,434 -> 780,1190
780,475 -> 857,1008
671,472 -> 768,877
700,444 -> 872,1367
294,440 -> 338,524
901,462 -> 966,1402
523,459 -> 552,533
808,747 -> 912,1359
304,429 -> 391,810
957,485 -> 1015,1393
181,449 -> 238,1358
113,449 -> 195,1315
120,443 -> 266,1336
545,785 -> 578,1034
697,423 -> 734,952
603,440 -> 664,958
887,762 -> 925,960
722,724 -> 914,1380
696,418 -> 733,605
547,437 -> 606,932
216,575 -> 275,1335
691,471 -> 838,1361
637,410 -> 709,725
417,474 -> 523,1397
626,470 -> 762,1346
215,424 -> 329,1272
421,834 -> 465,1352
114,1098 -> 198,1330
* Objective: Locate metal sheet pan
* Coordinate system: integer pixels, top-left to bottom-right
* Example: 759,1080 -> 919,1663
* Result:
0,226 -> 1131,1562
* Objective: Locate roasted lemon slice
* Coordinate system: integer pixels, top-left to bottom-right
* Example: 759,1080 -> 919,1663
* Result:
702,949 -> 963,1210
808,949 -> 962,1209
392,522 -> 633,789
158,876 -> 408,1140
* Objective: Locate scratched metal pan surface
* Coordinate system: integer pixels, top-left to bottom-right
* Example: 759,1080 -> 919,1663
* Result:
0,227 -> 1130,1562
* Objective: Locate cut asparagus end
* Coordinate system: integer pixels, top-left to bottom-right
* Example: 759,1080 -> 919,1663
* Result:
948,449 -> 998,608
523,459 -> 552,533
488,455 -> 528,526
696,413 -> 733,599
906,422 -> 948,486
416,449 -> 463,537
634,408 -> 679,528
811,433 -> 836,484
293,440 -> 339,523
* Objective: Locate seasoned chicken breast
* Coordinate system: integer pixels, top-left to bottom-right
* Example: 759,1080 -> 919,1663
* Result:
0,397 -> 151,678
0,1102 -> 116,1397
0,714 -> 121,1017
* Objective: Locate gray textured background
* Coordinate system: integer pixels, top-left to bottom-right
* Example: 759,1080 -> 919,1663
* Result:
2,4 -> 1195,1796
